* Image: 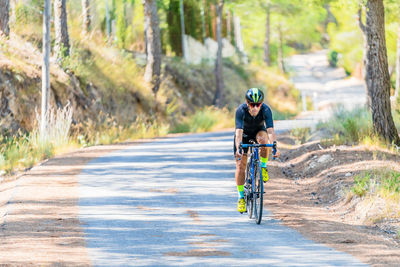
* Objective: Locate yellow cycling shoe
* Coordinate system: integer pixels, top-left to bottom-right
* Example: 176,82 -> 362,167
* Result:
237,198 -> 246,213
262,167 -> 269,183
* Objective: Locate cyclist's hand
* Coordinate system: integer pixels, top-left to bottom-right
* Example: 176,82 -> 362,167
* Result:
235,149 -> 243,160
273,149 -> 281,158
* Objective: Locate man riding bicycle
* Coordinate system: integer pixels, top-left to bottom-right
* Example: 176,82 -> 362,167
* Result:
234,88 -> 281,213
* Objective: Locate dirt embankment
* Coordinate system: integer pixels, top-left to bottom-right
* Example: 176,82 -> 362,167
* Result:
267,133 -> 400,266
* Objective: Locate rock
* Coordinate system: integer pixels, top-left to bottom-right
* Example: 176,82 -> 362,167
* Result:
318,154 -> 333,163
345,172 -> 352,177
308,162 -> 317,169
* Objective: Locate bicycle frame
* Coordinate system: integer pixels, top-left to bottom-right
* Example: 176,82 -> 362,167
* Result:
239,141 -> 277,224
242,143 -> 276,194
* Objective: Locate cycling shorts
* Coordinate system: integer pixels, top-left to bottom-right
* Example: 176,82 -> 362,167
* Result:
233,126 -> 267,155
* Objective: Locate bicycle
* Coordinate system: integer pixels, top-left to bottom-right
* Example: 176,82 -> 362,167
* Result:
239,141 -> 277,224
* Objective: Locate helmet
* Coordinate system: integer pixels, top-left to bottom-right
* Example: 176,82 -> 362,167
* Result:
245,88 -> 264,103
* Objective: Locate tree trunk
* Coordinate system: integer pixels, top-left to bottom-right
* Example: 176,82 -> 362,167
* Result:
179,0 -> 188,62
278,24 -> 286,73
395,24 -> 400,101
41,0 -> 51,135
364,0 -> 400,145
54,0 -> 70,62
82,0 -> 91,35
263,5 -> 270,66
143,0 -> 162,95
358,6 -> 370,107
0,0 -> 9,37
226,9 -> 231,43
211,3 -> 216,40
213,0 -> 224,107
201,0 -> 206,42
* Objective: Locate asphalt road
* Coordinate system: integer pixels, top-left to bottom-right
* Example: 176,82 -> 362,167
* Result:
78,131 -> 367,266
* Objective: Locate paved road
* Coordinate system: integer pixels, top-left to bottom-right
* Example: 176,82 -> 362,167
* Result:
78,131 -> 367,266
285,50 -> 367,127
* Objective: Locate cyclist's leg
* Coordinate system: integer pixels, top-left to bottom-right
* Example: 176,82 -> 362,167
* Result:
256,130 -> 271,182
256,130 -> 271,158
234,135 -> 249,213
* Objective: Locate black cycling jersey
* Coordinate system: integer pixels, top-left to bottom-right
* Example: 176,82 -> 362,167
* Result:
235,103 -> 273,134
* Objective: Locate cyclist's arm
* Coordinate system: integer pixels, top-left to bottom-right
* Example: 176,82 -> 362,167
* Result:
267,127 -> 276,143
235,106 -> 245,156
235,129 -> 243,154
267,127 -> 280,157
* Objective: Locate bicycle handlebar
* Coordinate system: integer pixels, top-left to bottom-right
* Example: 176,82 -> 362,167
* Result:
239,141 -> 277,158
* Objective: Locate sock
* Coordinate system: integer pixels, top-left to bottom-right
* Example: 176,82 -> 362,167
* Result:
260,156 -> 268,168
237,185 -> 244,199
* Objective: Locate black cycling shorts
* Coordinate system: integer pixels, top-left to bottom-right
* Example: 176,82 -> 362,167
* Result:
233,126 -> 267,155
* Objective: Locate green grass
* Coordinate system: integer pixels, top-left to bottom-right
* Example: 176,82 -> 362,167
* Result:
318,106 -> 372,145
171,106 -> 234,133
291,127 -> 311,144
351,169 -> 400,198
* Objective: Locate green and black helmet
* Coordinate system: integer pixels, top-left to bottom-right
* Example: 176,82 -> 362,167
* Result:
245,88 -> 264,103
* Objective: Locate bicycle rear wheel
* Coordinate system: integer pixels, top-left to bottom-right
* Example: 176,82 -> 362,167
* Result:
253,162 -> 264,224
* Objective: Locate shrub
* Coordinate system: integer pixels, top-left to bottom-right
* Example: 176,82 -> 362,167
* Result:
171,107 -> 234,133
317,106 -> 372,145
328,50 -> 338,67
291,127 -> 311,144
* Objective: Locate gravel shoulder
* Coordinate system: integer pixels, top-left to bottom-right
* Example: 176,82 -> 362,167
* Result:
0,140 -> 161,266
266,133 -> 400,266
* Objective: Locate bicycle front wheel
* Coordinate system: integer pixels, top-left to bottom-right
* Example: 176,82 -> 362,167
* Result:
245,160 -> 253,219
253,162 -> 264,224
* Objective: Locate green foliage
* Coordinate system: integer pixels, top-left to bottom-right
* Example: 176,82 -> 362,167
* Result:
235,0 -> 326,63
167,0 -> 182,56
328,50 -> 338,67
0,104 -> 72,175
291,127 -> 311,144
76,113 -> 169,146
317,106 -> 372,145
351,169 -> 400,198
352,172 -> 372,197
116,4 -> 127,48
167,0 -> 203,56
171,107 -> 234,133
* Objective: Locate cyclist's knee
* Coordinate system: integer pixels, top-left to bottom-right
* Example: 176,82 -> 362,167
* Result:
257,136 -> 267,144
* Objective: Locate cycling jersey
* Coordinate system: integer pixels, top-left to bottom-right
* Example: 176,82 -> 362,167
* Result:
233,103 -> 274,154
235,103 -> 273,133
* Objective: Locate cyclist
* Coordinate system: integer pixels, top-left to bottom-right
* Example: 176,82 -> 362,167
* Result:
234,88 -> 281,213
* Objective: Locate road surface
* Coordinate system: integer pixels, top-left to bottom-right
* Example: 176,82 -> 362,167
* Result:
78,131 -> 366,266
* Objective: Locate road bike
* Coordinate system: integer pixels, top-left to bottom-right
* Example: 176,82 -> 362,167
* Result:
239,141 -> 277,224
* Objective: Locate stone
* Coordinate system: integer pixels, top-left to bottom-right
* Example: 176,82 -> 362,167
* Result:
318,154 -> 333,163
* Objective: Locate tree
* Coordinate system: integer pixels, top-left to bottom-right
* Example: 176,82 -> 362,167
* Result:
179,0 -> 188,62
263,2 -> 271,66
82,0 -> 91,35
360,0 -> 400,145
143,0 -> 161,95
395,24 -> 400,101
277,23 -> 285,73
213,0 -> 224,107
54,0 -> 70,62
0,0 -> 9,37
41,0 -> 51,135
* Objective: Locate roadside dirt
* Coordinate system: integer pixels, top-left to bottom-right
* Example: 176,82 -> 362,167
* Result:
266,133 -> 400,266
0,138 -> 172,266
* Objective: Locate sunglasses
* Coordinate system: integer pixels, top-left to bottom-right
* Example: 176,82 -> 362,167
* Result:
248,103 -> 261,108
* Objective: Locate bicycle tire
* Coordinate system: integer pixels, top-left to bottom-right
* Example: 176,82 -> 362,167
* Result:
245,159 -> 253,219
254,161 -> 263,224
